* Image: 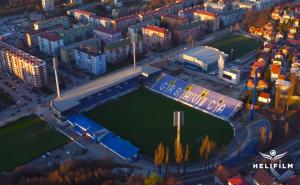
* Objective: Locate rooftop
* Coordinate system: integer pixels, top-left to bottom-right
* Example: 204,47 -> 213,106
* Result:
39,31 -> 61,41
182,46 -> 228,65
194,10 -> 217,17
0,41 -> 45,66
143,25 -> 168,34
51,66 -> 161,113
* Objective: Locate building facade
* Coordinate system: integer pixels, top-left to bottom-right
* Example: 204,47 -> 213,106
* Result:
193,10 -> 220,31
38,32 -> 64,56
93,28 -> 122,44
42,0 -> 55,12
104,37 -> 143,63
60,37 -> 102,64
58,24 -> 95,45
0,41 -> 47,87
33,16 -> 69,31
74,45 -> 106,75
142,25 -> 172,49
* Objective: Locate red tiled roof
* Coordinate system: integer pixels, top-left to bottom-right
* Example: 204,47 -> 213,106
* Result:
259,92 -> 270,99
144,25 -> 168,34
252,60 -> 266,69
194,10 -> 217,17
271,64 -> 281,74
180,5 -> 204,14
227,175 -> 251,185
73,9 -> 95,16
161,14 -> 187,21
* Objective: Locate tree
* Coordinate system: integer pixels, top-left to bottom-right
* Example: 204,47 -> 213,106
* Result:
183,144 -> 189,175
166,176 -> 183,185
268,131 -> 273,144
199,135 -> 216,169
264,68 -> 271,82
144,173 -> 162,185
154,143 -> 165,175
165,147 -> 169,175
174,139 -> 183,174
260,127 -> 267,144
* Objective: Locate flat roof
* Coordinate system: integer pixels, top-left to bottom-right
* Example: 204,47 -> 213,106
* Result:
52,66 -> 160,113
182,46 -> 228,65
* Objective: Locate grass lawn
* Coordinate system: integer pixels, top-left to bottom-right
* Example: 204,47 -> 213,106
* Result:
0,115 -> 69,172
208,34 -> 262,60
84,88 -> 233,162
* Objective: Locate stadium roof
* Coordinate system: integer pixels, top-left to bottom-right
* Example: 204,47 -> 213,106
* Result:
52,66 -> 160,114
182,46 -> 228,65
101,133 -> 139,160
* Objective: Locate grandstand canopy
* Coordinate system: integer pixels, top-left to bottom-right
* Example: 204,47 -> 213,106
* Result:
51,66 -> 160,114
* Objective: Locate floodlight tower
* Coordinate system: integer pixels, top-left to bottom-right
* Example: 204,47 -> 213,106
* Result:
249,68 -> 258,121
173,111 -> 184,146
130,31 -> 137,69
53,57 -> 61,98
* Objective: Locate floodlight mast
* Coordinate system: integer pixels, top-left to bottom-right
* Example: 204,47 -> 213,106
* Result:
130,32 -> 137,69
174,111 -> 184,146
53,57 -> 61,98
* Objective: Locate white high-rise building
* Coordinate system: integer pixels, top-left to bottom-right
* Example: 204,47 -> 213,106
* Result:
42,0 -> 55,12
74,45 -> 107,76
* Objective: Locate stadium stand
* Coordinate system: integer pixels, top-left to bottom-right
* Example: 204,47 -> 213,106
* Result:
101,133 -> 140,162
150,73 -> 243,120
67,114 -> 140,161
68,115 -> 109,142
67,77 -> 140,114
150,73 -> 189,99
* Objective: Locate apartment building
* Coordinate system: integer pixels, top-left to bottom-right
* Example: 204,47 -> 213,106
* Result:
93,27 -> 122,44
33,16 -> 70,31
38,31 -> 64,56
0,41 -> 47,87
74,45 -> 106,75
142,25 -> 172,49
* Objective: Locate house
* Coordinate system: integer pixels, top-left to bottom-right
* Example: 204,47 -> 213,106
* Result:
160,14 -> 188,28
214,165 -> 239,185
227,175 -> 252,185
142,25 -> 172,50
272,58 -> 283,66
247,80 -> 268,90
249,26 -> 263,37
290,27 -> 297,34
173,21 -> 204,44
288,33 -> 295,39
270,64 -> 281,81
258,92 -> 271,104
253,169 -> 276,185
193,10 -> 220,31
275,32 -> 284,41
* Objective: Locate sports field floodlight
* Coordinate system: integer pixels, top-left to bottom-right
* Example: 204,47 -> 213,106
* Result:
173,111 -> 184,145
130,31 -> 137,69
53,57 -> 61,98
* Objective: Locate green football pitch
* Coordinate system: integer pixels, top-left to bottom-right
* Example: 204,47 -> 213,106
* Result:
0,115 -> 69,172
84,88 -> 234,162
208,34 -> 262,60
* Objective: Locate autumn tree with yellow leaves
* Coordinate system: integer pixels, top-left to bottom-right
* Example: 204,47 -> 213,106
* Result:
174,139 -> 183,174
154,143 -> 165,175
199,135 -> 216,169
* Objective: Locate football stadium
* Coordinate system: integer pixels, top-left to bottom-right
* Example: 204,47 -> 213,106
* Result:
51,66 -> 243,162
